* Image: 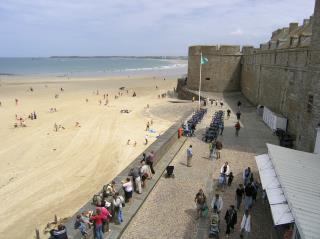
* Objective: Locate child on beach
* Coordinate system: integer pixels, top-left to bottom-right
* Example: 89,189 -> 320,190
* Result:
145,135 -> 148,145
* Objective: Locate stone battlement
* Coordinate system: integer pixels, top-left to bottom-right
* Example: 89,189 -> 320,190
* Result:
262,16 -> 313,50
189,45 -> 241,55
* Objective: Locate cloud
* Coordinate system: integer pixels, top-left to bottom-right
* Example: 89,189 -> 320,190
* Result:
0,0 -> 315,56
230,29 -> 244,36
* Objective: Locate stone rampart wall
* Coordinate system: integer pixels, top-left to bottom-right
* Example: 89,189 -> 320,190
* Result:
62,116 -> 191,239
241,47 -> 311,150
187,45 -> 242,92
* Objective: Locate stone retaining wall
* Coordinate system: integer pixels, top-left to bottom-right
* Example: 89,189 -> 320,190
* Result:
59,112 -> 191,239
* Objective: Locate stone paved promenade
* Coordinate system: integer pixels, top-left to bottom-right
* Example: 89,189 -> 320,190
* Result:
121,93 -> 278,239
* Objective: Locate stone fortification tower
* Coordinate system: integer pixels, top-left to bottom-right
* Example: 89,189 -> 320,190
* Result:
187,45 -> 242,92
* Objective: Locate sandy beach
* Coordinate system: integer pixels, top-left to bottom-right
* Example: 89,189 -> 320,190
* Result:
0,74 -> 193,238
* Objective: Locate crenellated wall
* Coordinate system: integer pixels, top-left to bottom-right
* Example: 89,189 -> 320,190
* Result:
240,11 -> 319,152
183,5 -> 320,152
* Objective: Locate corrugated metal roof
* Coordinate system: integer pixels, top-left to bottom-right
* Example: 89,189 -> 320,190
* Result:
267,144 -> 320,239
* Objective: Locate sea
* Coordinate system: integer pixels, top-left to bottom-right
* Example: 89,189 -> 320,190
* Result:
0,57 -> 187,77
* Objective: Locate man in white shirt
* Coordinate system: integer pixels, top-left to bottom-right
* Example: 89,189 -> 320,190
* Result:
187,145 -> 193,167
220,162 -> 230,186
220,162 -> 230,176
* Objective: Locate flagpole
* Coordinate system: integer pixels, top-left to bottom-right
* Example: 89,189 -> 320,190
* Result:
199,52 -> 202,109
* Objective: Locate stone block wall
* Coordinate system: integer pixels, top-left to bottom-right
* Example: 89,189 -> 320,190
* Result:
187,45 -> 242,92
241,0 -> 319,151
241,48 -> 311,150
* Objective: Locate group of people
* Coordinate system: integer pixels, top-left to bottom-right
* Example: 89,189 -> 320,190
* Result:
14,114 -> 27,128
209,139 -> 223,160
13,111 -> 37,128
194,99 -> 262,239
217,162 -> 234,190
195,166 -> 255,238
72,151 -> 156,238
53,123 -> 65,132
28,111 -> 37,120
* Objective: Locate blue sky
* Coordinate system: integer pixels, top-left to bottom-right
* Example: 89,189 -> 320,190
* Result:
0,0 -> 315,57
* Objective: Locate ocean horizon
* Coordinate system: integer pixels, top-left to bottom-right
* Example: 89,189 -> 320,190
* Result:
0,57 -> 187,77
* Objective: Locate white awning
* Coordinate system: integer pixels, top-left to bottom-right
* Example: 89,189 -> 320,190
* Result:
255,154 -> 280,190
270,204 -> 294,225
255,154 -> 294,226
266,188 -> 286,205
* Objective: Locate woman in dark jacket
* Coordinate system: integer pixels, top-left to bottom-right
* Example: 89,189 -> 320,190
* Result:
225,205 -> 237,236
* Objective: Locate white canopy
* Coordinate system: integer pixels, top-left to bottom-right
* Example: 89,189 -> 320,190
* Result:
255,154 -> 294,226
270,204 -> 294,225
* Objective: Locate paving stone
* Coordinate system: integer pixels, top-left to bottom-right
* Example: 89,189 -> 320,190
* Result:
122,93 -> 279,239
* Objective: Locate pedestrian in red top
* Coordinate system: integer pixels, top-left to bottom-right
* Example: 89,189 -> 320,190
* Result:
90,208 -> 105,239
235,122 -> 241,137
98,206 -> 111,233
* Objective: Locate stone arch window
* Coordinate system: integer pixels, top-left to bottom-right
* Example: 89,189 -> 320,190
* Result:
205,77 -> 210,81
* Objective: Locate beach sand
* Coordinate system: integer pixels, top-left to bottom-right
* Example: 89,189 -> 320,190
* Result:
0,74 -> 194,238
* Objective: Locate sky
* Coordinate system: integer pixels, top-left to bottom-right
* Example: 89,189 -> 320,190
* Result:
0,0 -> 316,57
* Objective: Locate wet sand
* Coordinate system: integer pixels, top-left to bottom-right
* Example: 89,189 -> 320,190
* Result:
0,74 -> 192,238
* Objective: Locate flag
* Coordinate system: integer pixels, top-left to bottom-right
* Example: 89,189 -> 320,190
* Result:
200,55 -> 208,65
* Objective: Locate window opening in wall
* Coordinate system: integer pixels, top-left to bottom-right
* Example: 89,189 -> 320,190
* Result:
205,77 -> 210,81
307,94 -> 313,113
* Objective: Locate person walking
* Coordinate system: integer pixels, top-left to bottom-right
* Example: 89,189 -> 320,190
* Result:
113,192 -> 124,224
140,161 -> 151,187
211,194 -> 223,214
237,101 -> 242,110
220,162 -> 230,183
219,122 -> 224,136
235,121 -> 241,136
187,145 -> 193,167
227,109 -> 231,119
144,135 -> 148,145
228,172 -> 234,186
236,111 -> 241,120
209,141 -> 216,160
225,205 -> 237,237
122,178 -> 133,203
235,184 -> 245,210
243,167 -> 252,186
195,189 -> 207,219
90,208 -> 105,239
146,151 -> 155,174
129,167 -> 142,194
98,206 -> 111,233
216,140 -> 222,159
240,210 -> 252,239
244,183 -> 254,210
